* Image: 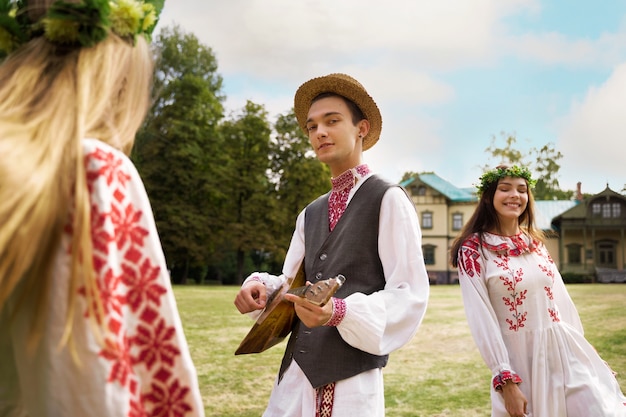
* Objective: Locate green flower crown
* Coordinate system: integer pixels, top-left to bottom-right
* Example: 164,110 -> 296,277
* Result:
476,165 -> 536,195
0,0 -> 164,57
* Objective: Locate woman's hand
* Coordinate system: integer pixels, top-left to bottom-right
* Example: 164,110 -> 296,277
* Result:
501,382 -> 528,417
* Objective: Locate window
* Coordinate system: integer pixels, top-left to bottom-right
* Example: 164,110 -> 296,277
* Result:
612,203 -> 621,218
566,244 -> 581,264
452,213 -> 463,231
422,212 -> 433,229
593,202 -> 622,218
423,245 -> 436,265
417,186 -> 427,196
592,203 -> 601,216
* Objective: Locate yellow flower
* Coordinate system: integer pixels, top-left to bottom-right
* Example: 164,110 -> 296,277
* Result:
109,0 -> 142,37
43,17 -> 80,44
141,3 -> 156,32
0,26 -> 15,53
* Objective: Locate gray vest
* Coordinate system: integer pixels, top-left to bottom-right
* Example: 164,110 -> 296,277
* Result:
278,175 -> 395,388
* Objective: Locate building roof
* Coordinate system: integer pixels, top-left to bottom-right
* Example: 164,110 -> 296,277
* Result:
552,185 -> 626,222
534,200 -> 578,230
401,173 -> 476,202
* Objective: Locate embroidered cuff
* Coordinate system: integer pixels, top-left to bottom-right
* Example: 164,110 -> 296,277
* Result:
324,297 -> 346,327
243,275 -> 264,286
493,370 -> 522,391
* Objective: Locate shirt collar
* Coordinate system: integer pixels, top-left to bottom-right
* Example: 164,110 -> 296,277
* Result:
330,164 -> 371,191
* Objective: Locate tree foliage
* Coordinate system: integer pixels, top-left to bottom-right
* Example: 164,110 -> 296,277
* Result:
266,111 -> 330,270
129,26 -> 342,284
482,132 -> 573,200
219,101 -> 274,284
132,25 -> 226,283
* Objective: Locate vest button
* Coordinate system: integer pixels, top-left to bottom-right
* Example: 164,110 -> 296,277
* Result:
319,253 -> 327,261
315,272 -> 323,280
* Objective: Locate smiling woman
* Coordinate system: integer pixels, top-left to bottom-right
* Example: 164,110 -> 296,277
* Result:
450,165 -> 626,417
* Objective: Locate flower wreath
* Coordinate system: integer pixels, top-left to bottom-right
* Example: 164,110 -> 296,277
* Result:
0,0 -> 164,57
476,165 -> 536,196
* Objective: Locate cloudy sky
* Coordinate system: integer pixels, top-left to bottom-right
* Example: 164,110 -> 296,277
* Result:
157,0 -> 626,194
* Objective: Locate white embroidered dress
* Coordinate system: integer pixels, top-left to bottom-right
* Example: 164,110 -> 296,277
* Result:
458,231 -> 626,417
0,139 -> 204,417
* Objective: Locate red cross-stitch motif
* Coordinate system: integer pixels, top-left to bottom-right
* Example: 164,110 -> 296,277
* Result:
328,165 -> 370,231
74,144 -> 196,416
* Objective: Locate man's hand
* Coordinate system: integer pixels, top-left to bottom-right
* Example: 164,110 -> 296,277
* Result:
234,282 -> 267,314
501,382 -> 528,417
284,293 -> 333,328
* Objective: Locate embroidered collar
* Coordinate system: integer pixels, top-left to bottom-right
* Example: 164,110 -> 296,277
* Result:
330,164 -> 371,192
472,231 -> 535,257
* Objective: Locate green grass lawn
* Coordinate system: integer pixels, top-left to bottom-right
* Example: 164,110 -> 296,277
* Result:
174,284 -> 626,417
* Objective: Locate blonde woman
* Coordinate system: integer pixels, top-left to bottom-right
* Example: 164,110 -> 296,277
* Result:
0,0 -> 204,415
450,165 -> 626,417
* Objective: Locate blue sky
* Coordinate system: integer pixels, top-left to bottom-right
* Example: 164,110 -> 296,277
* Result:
158,1 -> 626,195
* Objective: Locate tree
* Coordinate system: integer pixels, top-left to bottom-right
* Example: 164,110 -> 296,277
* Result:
400,171 -> 421,182
266,111 -> 330,270
219,101 -> 274,284
531,144 -> 572,200
132,25 -> 226,283
482,132 -> 573,200
481,132 -> 530,171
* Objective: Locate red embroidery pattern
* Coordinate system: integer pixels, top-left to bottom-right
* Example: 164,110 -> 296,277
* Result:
324,298 -> 346,327
328,164 -> 370,231
548,308 -> 560,322
495,255 -> 527,331
74,145 -> 196,416
459,236 -> 480,278
328,171 -> 354,231
492,370 -> 522,391
315,382 -> 336,417
538,250 -> 560,322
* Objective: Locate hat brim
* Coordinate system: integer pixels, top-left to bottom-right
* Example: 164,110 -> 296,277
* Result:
294,73 -> 382,151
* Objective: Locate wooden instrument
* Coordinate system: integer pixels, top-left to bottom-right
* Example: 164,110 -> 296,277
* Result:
235,268 -> 345,355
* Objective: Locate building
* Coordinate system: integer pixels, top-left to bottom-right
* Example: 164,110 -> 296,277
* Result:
552,185 -> 626,282
402,173 -> 625,284
401,173 -> 476,285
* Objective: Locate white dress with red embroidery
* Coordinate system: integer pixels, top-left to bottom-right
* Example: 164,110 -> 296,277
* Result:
458,231 -> 626,417
0,139 -> 205,417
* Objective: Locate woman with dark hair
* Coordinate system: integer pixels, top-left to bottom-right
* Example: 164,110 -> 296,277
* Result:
450,165 -> 626,417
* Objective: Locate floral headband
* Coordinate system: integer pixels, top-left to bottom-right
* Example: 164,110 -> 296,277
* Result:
0,0 -> 164,56
476,165 -> 536,196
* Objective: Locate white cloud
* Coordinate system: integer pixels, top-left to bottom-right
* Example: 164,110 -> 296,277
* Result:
158,0 -> 539,82
557,63 -> 626,193
503,31 -> 626,68
157,0 -> 626,191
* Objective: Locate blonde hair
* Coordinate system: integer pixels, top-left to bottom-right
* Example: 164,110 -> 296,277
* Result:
0,7 -> 153,352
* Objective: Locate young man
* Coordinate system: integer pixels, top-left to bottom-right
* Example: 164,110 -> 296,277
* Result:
234,73 -> 429,417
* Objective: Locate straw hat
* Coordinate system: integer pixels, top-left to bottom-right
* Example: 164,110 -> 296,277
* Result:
293,73 -> 382,151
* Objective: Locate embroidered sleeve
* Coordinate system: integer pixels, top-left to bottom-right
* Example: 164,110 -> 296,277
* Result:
82,140 -> 204,416
458,236 -> 519,393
